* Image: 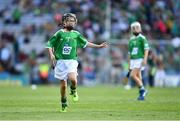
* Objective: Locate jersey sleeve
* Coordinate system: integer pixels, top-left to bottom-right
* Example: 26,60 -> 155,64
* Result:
45,31 -> 59,48
77,33 -> 88,48
142,37 -> 150,50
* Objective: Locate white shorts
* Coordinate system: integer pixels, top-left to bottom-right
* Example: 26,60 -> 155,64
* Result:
54,60 -> 78,80
130,58 -> 145,70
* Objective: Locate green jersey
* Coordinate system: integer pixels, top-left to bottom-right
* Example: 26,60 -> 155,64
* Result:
128,34 -> 149,59
46,29 -> 88,60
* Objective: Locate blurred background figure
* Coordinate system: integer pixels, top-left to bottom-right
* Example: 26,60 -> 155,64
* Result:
154,55 -> 166,87
0,0 -> 179,87
110,47 -> 122,84
147,50 -> 157,87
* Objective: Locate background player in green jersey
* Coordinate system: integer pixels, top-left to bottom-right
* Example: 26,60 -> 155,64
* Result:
46,13 -> 107,112
128,21 -> 149,100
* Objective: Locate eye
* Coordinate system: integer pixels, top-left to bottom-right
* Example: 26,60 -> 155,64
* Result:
66,17 -> 74,22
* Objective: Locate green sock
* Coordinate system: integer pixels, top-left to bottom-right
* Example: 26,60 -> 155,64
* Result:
70,85 -> 76,94
61,97 -> 67,104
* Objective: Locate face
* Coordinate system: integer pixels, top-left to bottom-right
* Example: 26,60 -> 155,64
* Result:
131,25 -> 141,34
63,17 -> 76,30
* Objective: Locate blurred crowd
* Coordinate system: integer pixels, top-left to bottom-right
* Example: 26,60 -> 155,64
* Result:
111,0 -> 180,39
0,0 -> 179,86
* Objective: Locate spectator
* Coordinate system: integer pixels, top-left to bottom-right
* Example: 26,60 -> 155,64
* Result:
154,56 -> 166,87
147,50 -> 157,87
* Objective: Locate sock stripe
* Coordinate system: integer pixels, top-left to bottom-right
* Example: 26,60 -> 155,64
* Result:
61,97 -> 67,103
70,85 -> 76,90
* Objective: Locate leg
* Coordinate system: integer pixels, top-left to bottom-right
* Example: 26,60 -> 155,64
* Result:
137,70 -> 143,86
123,70 -> 131,85
54,60 -> 69,112
68,72 -> 77,91
131,69 -> 147,100
60,80 -> 67,100
123,70 -> 131,90
149,74 -> 154,87
68,72 -> 79,102
131,68 -> 143,87
137,70 -> 145,88
60,80 -> 68,112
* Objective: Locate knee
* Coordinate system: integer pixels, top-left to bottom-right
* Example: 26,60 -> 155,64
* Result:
61,81 -> 67,89
68,76 -> 77,82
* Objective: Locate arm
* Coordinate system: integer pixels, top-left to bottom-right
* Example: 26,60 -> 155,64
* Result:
142,37 -> 149,66
87,42 -> 108,48
77,32 -> 107,48
47,48 -> 56,68
46,32 -> 59,68
142,49 -> 149,66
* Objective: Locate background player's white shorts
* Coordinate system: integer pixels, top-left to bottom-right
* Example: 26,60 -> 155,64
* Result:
130,58 -> 145,70
54,60 -> 78,80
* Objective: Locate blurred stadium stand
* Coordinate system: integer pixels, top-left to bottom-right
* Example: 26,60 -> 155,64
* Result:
0,0 -> 179,87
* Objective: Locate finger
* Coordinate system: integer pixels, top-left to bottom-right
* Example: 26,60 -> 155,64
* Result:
103,43 -> 108,47
101,42 -> 107,45
105,41 -> 111,45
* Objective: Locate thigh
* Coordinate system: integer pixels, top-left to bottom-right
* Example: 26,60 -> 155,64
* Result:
68,72 -> 77,81
130,59 -> 143,70
54,60 -> 68,80
66,60 -> 78,74
131,68 -> 140,77
60,79 -> 67,86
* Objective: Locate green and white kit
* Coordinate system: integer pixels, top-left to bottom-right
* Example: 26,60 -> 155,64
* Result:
128,34 -> 149,70
46,29 -> 88,80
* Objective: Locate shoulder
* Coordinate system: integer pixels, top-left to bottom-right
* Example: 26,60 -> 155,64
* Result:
129,36 -> 135,43
54,29 -> 64,36
130,35 -> 135,40
138,34 -> 147,40
71,30 -> 81,35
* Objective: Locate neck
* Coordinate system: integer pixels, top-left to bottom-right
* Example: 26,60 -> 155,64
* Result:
133,33 -> 140,36
63,26 -> 74,31
63,28 -> 71,32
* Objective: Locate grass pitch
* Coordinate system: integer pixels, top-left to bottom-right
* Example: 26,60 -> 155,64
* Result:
0,85 -> 180,120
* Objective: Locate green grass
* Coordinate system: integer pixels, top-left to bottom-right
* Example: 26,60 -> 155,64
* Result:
0,85 -> 180,120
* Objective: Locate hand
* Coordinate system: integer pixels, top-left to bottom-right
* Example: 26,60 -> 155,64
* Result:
141,59 -> 147,66
99,42 -> 108,48
50,54 -> 56,68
